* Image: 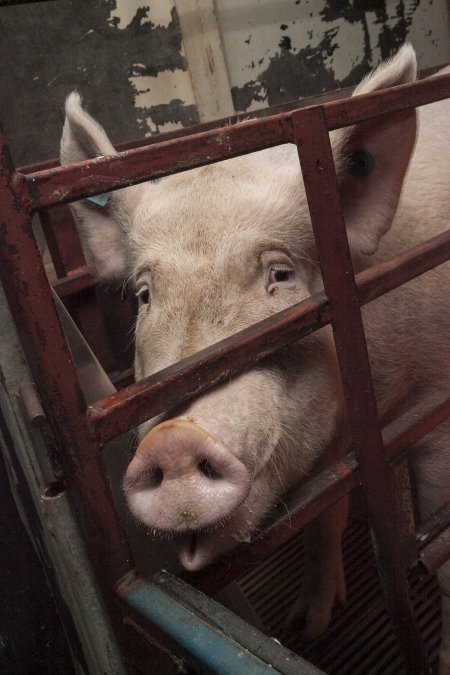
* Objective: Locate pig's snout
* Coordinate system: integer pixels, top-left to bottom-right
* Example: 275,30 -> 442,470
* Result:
124,420 -> 251,532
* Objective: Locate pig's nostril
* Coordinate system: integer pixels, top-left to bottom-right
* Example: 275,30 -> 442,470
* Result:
144,466 -> 164,489
198,459 -> 222,480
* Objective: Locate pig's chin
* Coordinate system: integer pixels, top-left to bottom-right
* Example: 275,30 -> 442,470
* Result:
178,531 -> 220,571
178,525 -> 249,571
176,470 -> 280,571
176,483 -> 268,571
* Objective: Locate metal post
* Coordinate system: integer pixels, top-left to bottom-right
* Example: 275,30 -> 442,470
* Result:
0,127 -> 134,647
292,105 -> 431,674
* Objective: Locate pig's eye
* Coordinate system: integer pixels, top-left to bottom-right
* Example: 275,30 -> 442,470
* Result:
136,285 -> 151,308
267,266 -> 295,293
348,150 -> 375,177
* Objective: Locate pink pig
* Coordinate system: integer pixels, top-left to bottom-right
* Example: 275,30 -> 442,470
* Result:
61,45 -> 450,673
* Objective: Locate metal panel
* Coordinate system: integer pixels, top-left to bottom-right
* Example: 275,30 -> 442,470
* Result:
0,284 -> 125,675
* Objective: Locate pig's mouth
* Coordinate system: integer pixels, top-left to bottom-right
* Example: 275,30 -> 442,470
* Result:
175,480 -> 268,571
179,531 -> 213,571
178,522 -> 251,571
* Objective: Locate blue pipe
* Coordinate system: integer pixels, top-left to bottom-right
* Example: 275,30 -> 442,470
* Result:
124,581 -> 281,675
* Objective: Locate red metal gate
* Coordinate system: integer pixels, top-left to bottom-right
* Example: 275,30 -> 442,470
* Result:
1,72 -> 450,673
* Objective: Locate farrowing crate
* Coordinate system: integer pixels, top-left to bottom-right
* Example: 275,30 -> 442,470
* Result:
1,73 -> 450,674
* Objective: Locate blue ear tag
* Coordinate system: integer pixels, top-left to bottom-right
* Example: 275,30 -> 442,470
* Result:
86,193 -> 110,207
349,150 -> 375,177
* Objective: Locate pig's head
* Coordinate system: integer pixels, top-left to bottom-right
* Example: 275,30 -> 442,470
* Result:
61,45 -> 417,570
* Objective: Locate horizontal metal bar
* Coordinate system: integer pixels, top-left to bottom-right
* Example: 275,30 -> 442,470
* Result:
87,227 -> 450,445
355,227 -> 450,304
23,74 -> 450,211
416,501 -> 450,545
324,70 -> 450,129
117,571 -> 323,675
17,64 -> 440,178
416,525 -> 450,577
52,265 -> 95,297
87,293 -> 331,444
183,394 -> 450,595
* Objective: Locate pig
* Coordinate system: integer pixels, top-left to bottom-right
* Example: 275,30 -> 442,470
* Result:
61,45 -> 450,673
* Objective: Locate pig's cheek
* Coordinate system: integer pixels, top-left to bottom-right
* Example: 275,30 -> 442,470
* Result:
228,469 -> 279,543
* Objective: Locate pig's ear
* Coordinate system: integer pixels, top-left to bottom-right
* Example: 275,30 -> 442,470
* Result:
60,92 -> 144,280
336,44 -> 417,256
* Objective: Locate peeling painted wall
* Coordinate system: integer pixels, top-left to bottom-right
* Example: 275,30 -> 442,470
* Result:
0,0 -> 198,165
111,0 -> 197,135
216,0 -> 450,112
0,0 -> 448,166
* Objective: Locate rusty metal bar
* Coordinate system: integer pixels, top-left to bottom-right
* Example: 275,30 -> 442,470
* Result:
88,292 -> 331,444
293,105 -> 430,673
0,126 -> 132,588
16,66 -> 441,180
52,265 -> 96,297
184,395 -> 450,594
87,227 -> 450,445
22,74 -> 450,211
416,527 -> 450,578
416,501 -> 450,547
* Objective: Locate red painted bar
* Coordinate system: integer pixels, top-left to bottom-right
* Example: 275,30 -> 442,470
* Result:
294,105 -> 430,673
87,291 -> 331,443
0,128 -> 132,586
416,501 -> 450,546
417,527 -> 450,577
52,265 -> 95,297
22,74 -> 450,211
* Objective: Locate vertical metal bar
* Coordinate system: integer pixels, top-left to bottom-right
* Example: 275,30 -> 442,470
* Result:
292,106 -> 431,674
38,204 -> 85,279
0,126 -> 132,587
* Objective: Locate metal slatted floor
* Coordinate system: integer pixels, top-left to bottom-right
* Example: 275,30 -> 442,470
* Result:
239,522 -> 441,674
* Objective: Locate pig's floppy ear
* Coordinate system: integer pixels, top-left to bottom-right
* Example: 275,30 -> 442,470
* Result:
60,92 -> 144,280
335,44 -> 418,256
